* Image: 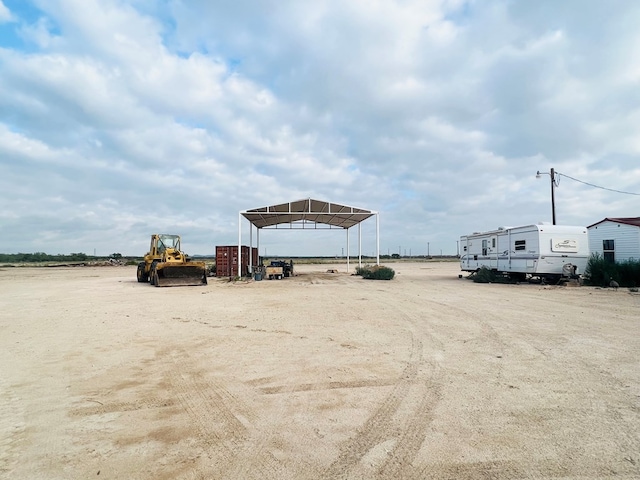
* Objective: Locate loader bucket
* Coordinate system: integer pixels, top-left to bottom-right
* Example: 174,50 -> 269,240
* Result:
154,264 -> 207,287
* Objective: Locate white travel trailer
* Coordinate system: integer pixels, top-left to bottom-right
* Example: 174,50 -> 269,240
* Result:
460,224 -> 589,280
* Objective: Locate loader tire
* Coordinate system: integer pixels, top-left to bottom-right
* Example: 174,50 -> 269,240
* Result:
149,260 -> 159,286
137,263 -> 148,283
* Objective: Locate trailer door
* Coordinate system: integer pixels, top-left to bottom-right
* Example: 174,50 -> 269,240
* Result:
481,236 -> 499,269
489,235 -> 498,269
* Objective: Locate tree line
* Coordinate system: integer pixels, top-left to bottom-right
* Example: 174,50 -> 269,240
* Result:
0,252 -> 124,263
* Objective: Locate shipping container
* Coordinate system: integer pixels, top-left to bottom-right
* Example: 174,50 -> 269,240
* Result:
215,245 -> 259,277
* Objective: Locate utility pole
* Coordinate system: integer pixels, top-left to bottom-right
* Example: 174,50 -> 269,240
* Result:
427,242 -> 430,257
550,167 -> 556,225
536,168 -> 557,225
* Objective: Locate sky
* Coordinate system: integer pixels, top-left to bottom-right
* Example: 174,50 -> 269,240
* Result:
1,0 -> 639,257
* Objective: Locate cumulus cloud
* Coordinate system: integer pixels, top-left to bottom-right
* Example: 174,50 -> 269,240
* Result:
0,0 -> 639,256
0,1 -> 13,23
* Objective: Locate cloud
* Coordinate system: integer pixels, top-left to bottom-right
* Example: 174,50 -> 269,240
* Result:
1,0 -> 639,257
0,1 -> 14,23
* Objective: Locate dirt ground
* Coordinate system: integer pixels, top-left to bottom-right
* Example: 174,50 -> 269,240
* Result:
0,261 -> 638,480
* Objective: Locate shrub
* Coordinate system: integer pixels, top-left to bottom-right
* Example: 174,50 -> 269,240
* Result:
584,253 -> 614,287
585,253 -> 640,287
469,266 -> 512,284
356,265 -> 395,280
617,259 -> 640,287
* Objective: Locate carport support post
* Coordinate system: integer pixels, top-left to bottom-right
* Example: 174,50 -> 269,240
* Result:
238,212 -> 242,277
358,222 -> 362,269
346,227 -> 350,273
249,223 -> 253,274
376,213 -> 380,266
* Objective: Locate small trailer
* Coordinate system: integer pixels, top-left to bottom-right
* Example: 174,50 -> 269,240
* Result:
264,260 -> 294,280
459,224 -> 589,281
265,264 -> 284,280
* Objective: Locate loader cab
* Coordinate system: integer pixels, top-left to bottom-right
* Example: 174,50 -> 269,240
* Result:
154,234 -> 181,254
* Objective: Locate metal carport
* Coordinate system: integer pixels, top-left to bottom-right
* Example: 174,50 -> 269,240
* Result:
239,198 -> 379,273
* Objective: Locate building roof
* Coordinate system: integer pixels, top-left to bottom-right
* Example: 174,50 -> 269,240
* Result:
241,198 -> 376,229
587,217 -> 640,228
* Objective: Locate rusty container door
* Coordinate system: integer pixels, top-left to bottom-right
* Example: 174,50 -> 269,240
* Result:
215,245 -> 237,277
216,245 -> 257,277
252,247 -> 259,270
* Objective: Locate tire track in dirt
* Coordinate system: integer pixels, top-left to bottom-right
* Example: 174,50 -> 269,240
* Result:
376,361 -> 443,479
376,302 -> 446,479
162,347 -> 286,479
258,378 -> 399,395
392,291 -> 515,479
416,459 -> 527,479
305,280 -> 447,479
166,347 -> 245,445
218,386 -> 295,480
320,332 -> 443,479
0,378 -> 26,478
402,294 -> 508,380
69,397 -> 177,417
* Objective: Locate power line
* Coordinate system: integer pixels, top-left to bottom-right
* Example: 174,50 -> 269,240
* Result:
557,172 -> 640,196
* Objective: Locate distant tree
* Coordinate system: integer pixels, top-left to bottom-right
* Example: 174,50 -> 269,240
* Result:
0,252 -> 88,262
391,253 -> 401,259
110,253 -> 123,260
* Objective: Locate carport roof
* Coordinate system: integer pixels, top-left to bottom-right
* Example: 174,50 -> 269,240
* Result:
241,198 -> 376,229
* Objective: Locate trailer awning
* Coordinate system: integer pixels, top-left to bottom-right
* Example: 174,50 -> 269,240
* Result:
241,198 -> 375,229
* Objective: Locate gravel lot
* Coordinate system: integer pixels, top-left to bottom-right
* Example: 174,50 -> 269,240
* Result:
1,261 -> 639,479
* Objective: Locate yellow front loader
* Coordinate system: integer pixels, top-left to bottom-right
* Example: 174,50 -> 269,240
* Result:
136,234 -> 207,287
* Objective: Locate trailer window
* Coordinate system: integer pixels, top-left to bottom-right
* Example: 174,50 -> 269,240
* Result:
603,239 -> 615,262
515,240 -> 526,251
